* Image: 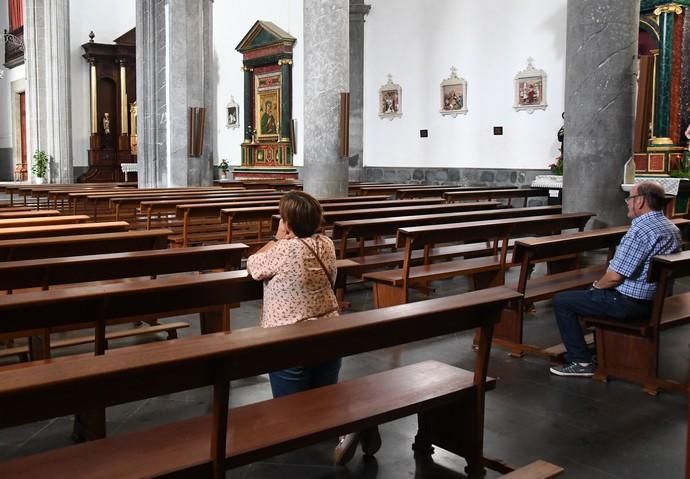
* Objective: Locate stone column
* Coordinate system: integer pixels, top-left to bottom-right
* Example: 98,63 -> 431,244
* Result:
563,0 -> 640,227
348,0 -> 371,182
136,0 -> 214,187
302,0 -> 349,198
24,0 -> 73,183
651,3 -> 683,144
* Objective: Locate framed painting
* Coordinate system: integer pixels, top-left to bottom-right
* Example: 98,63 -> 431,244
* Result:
514,57 -> 547,113
226,96 -> 240,129
440,67 -> 468,117
379,74 -> 402,120
255,72 -> 281,139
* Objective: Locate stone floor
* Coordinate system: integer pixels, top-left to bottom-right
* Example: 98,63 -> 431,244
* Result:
0,266 -> 688,478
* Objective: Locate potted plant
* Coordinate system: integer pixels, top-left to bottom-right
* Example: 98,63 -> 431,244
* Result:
32,150 -> 49,184
219,159 -> 229,180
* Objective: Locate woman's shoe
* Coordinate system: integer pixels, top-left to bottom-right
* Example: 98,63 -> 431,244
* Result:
334,433 -> 360,465
360,427 -> 382,456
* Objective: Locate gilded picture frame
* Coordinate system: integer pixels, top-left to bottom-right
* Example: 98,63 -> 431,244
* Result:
440,67 -> 468,117
514,57 -> 547,113
379,74 -> 402,120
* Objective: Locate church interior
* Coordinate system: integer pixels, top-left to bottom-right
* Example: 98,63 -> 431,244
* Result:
1,0 -> 690,477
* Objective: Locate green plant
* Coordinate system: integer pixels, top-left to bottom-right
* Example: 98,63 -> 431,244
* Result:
670,151 -> 690,180
31,150 -> 49,179
219,159 -> 229,173
548,156 -> 563,175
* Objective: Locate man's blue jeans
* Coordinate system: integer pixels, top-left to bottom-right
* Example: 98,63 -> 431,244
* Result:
269,358 -> 342,398
553,289 -> 652,363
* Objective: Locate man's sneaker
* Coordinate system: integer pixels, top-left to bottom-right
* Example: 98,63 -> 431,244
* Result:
549,361 -> 595,377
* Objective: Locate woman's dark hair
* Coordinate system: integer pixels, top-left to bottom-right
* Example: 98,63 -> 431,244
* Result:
636,181 -> 665,211
279,191 -> 324,237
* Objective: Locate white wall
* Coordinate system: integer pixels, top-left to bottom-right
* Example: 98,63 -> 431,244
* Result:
363,0 -> 567,170
213,0 -> 304,167
69,0 -> 135,167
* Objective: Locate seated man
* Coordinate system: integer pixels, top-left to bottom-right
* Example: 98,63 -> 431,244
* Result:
550,181 -> 681,377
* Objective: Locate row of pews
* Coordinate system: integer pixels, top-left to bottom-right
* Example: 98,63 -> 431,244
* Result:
1,180 -> 689,476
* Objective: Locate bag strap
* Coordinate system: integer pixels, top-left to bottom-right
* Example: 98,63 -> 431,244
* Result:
298,237 -> 335,288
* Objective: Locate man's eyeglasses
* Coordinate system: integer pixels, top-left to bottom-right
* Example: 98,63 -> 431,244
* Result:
625,194 -> 643,204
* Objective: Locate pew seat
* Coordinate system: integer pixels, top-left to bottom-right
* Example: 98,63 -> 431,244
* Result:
0,321 -> 190,361
0,360 -> 492,478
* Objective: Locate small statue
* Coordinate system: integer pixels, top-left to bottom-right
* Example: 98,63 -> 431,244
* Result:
103,112 -> 111,135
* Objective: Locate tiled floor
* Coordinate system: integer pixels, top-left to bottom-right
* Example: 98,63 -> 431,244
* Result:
0,268 -> 688,478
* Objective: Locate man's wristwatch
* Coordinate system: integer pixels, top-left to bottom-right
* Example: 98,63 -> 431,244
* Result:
591,280 -> 599,289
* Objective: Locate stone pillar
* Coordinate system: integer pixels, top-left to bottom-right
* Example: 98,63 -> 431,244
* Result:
652,3 -> 683,144
302,0 -> 349,198
348,0 -> 371,182
563,0 -> 640,227
24,0 -> 73,183
136,0 -> 214,187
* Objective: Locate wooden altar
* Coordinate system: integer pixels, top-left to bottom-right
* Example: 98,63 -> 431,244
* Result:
78,29 -> 136,183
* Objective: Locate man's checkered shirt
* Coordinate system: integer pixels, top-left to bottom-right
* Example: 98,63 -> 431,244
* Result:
609,210 -> 681,300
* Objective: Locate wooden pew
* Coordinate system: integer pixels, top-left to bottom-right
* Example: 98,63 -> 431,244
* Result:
0,209 -> 61,219
189,198 -> 446,247
0,286 -> 522,477
0,244 -> 249,361
443,188 -> 550,207
332,205 -> 562,259
139,191 -> 284,228
582,249 -> 690,395
0,229 -> 172,261
0,215 -> 90,229
363,213 -> 594,308
0,221 -> 129,241
328,206 -> 562,302
69,187 -> 225,220
502,218 -> 690,359
397,185 -> 518,199
269,201 -> 502,239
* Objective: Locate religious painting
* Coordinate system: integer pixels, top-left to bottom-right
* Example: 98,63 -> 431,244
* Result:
514,58 -> 547,113
379,74 -> 402,120
226,96 -> 240,129
255,72 -> 281,139
440,67 -> 468,117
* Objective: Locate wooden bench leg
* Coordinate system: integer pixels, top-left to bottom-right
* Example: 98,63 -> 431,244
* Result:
72,409 -> 106,442
201,306 -> 230,334
492,305 -> 524,358
471,270 -> 504,290
415,395 -> 484,478
371,283 -> 406,308
28,330 -> 51,361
